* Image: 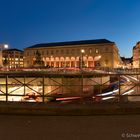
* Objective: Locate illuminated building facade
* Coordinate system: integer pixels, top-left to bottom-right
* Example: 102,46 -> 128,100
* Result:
0,44 -> 9,67
120,57 -> 133,69
24,39 -> 120,68
133,41 -> 140,68
2,49 -> 24,68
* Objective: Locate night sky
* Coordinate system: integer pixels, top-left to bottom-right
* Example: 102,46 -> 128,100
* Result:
0,0 -> 140,57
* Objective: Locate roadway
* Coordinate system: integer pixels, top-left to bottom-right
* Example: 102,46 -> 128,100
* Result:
0,114 -> 140,140
96,74 -> 140,102
0,70 -> 140,103
124,75 -> 140,101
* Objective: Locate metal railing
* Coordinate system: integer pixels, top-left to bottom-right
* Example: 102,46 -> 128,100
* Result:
0,71 -> 140,103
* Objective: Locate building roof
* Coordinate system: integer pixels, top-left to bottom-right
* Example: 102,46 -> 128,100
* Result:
121,57 -> 133,62
3,48 -> 23,52
136,41 -> 140,45
133,46 -> 136,50
27,39 -> 114,49
133,41 -> 140,50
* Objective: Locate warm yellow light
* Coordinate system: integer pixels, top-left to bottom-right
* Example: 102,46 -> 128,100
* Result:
81,49 -> 85,53
94,55 -> 101,61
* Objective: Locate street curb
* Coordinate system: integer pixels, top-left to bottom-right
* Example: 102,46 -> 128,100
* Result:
0,102 -> 140,116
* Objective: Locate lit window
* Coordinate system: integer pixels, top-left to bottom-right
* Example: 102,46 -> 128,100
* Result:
89,48 -> 92,54
95,49 -> 99,54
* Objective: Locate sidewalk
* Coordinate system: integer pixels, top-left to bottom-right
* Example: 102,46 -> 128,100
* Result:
1,101 -> 140,115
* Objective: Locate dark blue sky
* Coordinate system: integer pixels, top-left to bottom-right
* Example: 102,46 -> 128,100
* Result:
0,0 -> 140,57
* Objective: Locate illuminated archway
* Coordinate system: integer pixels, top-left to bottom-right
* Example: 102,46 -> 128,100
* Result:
87,56 -> 94,67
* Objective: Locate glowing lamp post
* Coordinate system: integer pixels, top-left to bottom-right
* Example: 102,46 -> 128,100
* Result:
4,44 -> 8,49
0,44 -> 9,68
80,49 -> 85,69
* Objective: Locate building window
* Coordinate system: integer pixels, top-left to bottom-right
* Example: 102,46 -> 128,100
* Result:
46,50 -> 49,55
89,48 -> 92,54
105,47 -> 109,52
29,52 -> 32,56
51,50 -> 54,55
66,49 -> 69,54
56,50 -> 59,54
139,50 -> 140,54
77,49 -> 79,53
95,49 -> 99,54
42,51 -> 44,55
27,52 -> 29,56
71,49 -> 74,54
61,50 -> 64,54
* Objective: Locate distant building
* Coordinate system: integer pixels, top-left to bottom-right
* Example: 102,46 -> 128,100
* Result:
133,41 -> 140,68
120,57 -> 133,69
0,44 -> 9,67
2,49 -> 24,68
24,39 -> 120,68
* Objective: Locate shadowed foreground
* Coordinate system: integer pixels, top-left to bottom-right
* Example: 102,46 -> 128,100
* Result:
0,115 -> 140,140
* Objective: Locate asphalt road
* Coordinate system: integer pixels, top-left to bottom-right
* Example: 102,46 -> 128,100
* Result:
0,115 -> 140,140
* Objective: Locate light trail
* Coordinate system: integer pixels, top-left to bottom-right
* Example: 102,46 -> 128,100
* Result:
127,75 -> 139,82
122,89 -> 134,95
56,97 -> 81,101
97,89 -> 119,96
102,96 -> 115,100
121,76 -> 130,82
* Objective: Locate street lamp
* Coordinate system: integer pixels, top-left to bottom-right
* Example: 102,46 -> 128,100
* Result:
0,44 -> 9,68
4,44 -> 8,49
80,49 -> 85,69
